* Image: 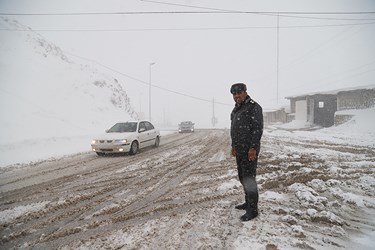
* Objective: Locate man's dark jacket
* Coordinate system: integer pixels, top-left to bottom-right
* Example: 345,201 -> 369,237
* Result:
230,95 -> 263,154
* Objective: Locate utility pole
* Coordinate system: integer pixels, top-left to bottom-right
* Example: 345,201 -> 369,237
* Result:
277,13 -> 279,104
211,97 -> 217,127
149,62 -> 155,122
163,107 -> 166,126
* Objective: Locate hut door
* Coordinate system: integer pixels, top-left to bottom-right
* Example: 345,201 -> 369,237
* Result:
295,100 -> 307,121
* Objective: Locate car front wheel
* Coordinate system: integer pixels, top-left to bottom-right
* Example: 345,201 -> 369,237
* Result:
129,141 -> 139,155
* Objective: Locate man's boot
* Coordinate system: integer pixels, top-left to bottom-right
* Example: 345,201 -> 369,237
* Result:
240,200 -> 258,221
240,210 -> 258,221
235,202 -> 247,210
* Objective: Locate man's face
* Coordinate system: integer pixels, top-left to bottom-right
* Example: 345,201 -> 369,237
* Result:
232,91 -> 247,105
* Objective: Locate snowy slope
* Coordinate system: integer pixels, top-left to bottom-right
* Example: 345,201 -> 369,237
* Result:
0,17 -> 140,166
0,17 -> 137,142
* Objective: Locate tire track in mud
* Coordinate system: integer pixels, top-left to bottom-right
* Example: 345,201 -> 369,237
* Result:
0,130 -> 236,249
43,131 -> 229,239
2,131 -> 207,214
0,132 -> 190,190
111,132 -> 228,219
0,132 -> 198,203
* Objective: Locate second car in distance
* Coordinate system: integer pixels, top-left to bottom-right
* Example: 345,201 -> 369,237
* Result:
178,121 -> 195,133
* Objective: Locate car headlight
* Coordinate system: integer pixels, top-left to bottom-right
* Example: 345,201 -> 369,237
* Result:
91,140 -> 96,144
117,139 -> 127,144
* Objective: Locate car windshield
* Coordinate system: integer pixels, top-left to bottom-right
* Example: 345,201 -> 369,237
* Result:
181,121 -> 192,125
107,122 -> 137,133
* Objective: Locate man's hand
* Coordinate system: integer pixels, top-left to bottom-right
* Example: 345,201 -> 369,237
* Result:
248,148 -> 257,161
231,148 -> 237,157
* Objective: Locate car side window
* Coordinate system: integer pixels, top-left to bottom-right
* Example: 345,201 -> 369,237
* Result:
145,122 -> 154,131
139,122 -> 146,132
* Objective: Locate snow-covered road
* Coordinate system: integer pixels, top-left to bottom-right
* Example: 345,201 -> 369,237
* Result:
0,129 -> 374,249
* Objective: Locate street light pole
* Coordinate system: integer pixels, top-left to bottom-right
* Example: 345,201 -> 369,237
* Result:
149,62 -> 155,122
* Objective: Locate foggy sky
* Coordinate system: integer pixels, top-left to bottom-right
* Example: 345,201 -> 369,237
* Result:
1,0 -> 375,128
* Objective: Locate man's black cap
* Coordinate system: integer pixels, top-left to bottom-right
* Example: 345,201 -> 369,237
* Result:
230,83 -> 247,94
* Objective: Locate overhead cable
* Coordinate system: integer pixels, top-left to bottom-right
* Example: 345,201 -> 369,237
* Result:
1,20 -> 375,33
64,51 -> 232,107
1,10 -> 375,16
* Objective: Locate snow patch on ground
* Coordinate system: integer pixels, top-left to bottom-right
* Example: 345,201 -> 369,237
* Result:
0,201 -> 49,224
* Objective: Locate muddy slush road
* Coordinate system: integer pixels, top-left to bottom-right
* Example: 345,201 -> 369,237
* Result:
1,129 -> 374,249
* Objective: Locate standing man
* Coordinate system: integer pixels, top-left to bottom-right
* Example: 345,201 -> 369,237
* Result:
230,83 -> 263,221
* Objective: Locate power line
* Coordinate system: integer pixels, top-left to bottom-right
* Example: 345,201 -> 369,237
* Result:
64,51 -> 232,107
140,0 -> 375,17
140,0 -> 375,23
255,24 -> 360,84
1,10 -> 375,16
276,13 -> 375,21
1,21 -> 375,33
66,51 -> 281,111
0,11 -> 232,16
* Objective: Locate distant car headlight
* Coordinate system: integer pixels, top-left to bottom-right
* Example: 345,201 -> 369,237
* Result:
91,140 -> 96,144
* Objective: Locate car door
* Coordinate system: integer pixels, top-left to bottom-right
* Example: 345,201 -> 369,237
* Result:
138,122 -> 149,148
145,121 -> 157,146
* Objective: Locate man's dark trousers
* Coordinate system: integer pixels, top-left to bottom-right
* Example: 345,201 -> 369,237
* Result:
235,151 -> 259,212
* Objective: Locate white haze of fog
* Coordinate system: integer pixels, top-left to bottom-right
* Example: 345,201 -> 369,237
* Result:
1,0 -> 375,128
0,4 -> 375,249
0,13 -> 374,170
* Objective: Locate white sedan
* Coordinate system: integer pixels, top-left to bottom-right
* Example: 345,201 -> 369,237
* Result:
91,121 -> 160,156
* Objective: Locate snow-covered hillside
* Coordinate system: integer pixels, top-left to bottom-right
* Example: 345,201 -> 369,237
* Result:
0,17 -> 143,166
0,17 -> 138,142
